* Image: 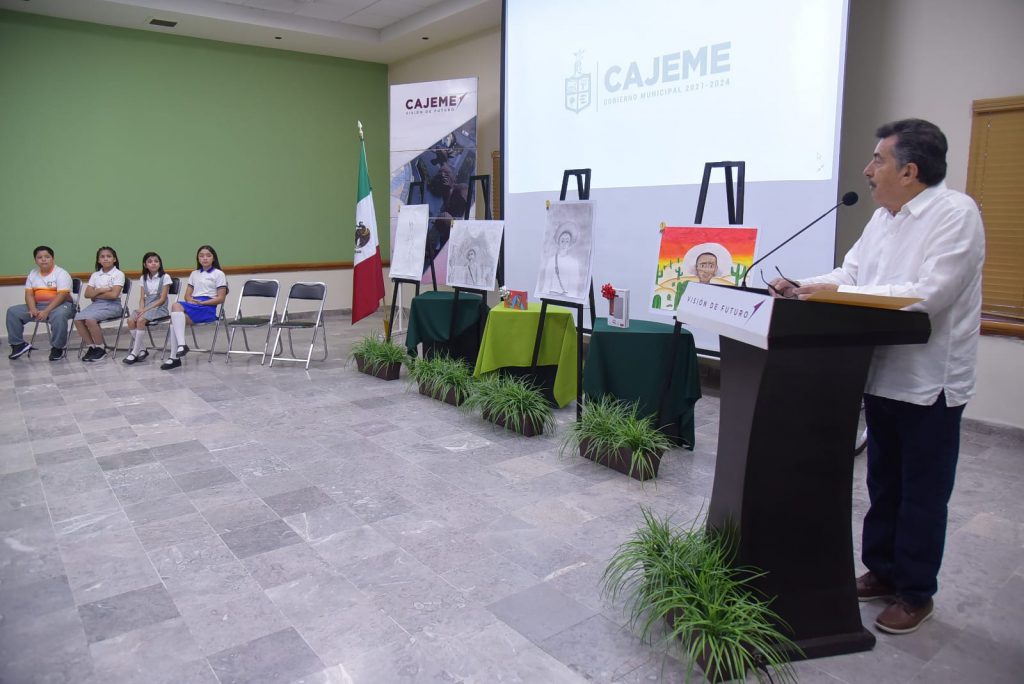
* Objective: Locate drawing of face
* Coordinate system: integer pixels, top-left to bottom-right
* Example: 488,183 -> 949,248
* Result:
466,249 -> 476,263
557,227 -> 575,254
696,252 -> 718,284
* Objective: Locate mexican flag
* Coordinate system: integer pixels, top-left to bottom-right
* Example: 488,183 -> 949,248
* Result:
351,123 -> 385,324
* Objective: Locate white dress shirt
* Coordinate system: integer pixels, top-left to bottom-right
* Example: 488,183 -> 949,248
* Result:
801,182 -> 985,406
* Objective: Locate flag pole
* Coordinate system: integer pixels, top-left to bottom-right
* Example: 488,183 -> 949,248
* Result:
351,119 -> 386,325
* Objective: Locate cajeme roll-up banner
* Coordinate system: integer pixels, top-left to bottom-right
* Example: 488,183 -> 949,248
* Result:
389,78 -> 479,283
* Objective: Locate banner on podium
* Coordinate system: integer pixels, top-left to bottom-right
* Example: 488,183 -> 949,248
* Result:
675,283 -> 775,349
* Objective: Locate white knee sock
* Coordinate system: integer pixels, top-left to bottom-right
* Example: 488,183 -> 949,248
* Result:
130,329 -> 146,356
170,312 -> 186,355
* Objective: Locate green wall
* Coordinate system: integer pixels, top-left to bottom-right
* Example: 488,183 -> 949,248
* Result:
0,10 -> 389,276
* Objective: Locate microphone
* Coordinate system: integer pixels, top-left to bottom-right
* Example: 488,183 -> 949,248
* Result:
740,191 -> 859,287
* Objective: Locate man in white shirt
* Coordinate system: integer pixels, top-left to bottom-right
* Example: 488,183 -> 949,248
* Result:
771,119 -> 985,635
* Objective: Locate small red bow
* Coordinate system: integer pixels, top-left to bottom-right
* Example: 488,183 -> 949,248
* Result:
601,283 -> 616,301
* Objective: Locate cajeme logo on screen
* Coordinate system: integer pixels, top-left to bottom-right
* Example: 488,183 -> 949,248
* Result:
564,43 -> 732,114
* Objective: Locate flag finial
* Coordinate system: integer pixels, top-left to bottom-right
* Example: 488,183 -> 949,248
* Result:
357,120 -> 364,140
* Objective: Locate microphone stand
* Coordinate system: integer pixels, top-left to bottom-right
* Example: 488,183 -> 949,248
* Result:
741,199 -> 852,288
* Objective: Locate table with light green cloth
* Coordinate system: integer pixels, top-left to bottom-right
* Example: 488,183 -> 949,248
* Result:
473,303 -> 578,408
404,290 -> 485,359
583,318 -> 701,448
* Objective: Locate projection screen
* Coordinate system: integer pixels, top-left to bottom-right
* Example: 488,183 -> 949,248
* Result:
502,0 -> 851,351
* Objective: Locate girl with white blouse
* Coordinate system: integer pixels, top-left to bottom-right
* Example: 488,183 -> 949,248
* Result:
122,251 -> 172,365
161,245 -> 228,370
74,246 -> 125,362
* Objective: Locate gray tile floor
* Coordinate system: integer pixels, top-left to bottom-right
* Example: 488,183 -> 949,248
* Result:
1,311 -> 1022,683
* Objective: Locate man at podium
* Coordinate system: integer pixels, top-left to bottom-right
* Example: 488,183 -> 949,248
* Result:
771,119 -> 985,635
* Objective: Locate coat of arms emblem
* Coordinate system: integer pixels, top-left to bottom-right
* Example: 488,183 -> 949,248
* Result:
564,50 -> 591,114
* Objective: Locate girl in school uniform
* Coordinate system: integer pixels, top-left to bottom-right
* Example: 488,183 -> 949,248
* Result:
161,245 -> 228,370
122,251 -> 173,365
75,246 -> 126,362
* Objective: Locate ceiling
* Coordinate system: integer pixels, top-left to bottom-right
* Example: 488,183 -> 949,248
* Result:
0,0 -> 502,63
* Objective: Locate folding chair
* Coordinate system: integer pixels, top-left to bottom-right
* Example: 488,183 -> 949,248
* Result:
160,300 -> 228,363
77,279 -> 131,360
268,282 -> 328,370
29,277 -> 82,354
225,279 -> 281,365
144,277 -> 181,351
193,303 -> 228,362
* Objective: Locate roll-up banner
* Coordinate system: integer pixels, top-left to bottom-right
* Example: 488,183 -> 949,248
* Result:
389,78 -> 479,284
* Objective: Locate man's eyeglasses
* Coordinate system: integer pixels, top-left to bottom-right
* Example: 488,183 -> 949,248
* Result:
773,266 -> 800,289
759,266 -> 801,298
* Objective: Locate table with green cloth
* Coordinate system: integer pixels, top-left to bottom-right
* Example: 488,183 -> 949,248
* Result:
404,290 -> 487,362
473,303 -> 578,408
583,317 -> 701,448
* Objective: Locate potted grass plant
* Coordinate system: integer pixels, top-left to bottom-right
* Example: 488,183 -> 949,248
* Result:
602,508 -> 800,683
463,373 -> 554,437
407,354 -> 475,406
560,397 -> 672,481
350,331 -> 408,381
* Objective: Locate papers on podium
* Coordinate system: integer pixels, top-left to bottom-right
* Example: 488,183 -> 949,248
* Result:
807,290 -> 922,310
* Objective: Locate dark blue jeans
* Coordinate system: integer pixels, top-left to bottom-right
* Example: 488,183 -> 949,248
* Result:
862,392 -> 965,607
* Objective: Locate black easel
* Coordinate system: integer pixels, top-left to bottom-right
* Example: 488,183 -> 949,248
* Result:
694,161 -> 745,224
466,174 -> 493,220
686,160 -> 746,363
386,184 -> 439,343
447,174 -> 494,344
386,278 -> 420,344
654,161 -> 746,427
530,168 -> 593,419
405,181 -> 438,291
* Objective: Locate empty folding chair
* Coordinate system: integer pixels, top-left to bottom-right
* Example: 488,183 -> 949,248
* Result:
268,282 -> 328,370
77,279 -> 132,360
225,279 -> 281,365
29,277 -> 81,357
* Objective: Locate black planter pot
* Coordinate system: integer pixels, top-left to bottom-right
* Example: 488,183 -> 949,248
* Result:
483,409 -> 543,437
418,383 -> 463,407
579,437 -> 663,481
355,356 -> 401,381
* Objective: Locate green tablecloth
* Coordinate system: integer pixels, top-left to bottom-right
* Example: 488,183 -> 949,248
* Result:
583,318 -> 701,448
404,291 -> 485,360
473,303 -> 578,408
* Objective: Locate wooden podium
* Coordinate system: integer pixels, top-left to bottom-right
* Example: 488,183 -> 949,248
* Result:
677,284 -> 930,660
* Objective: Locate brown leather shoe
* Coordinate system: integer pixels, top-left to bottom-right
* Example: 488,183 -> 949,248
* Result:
856,571 -> 895,602
875,598 -> 934,634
